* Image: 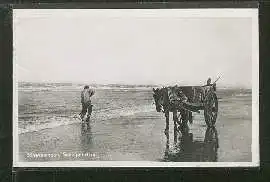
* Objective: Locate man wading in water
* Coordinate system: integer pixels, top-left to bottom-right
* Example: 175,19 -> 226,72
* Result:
80,85 -> 95,122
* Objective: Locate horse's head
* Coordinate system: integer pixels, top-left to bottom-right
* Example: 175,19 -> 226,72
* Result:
153,88 -> 167,112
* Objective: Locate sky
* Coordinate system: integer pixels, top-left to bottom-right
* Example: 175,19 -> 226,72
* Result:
13,9 -> 256,88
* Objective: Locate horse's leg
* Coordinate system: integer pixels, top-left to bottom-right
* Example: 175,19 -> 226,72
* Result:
164,129 -> 170,160
188,111 -> 193,124
182,111 -> 189,134
173,110 -> 178,144
164,111 -> 169,135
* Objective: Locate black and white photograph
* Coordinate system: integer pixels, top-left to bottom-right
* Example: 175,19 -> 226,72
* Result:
13,8 -> 259,167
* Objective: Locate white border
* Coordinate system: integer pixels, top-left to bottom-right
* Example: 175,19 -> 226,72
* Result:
13,8 -> 259,168
13,8 -> 257,18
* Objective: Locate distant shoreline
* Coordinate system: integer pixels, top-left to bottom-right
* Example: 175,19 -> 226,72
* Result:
17,81 -> 252,90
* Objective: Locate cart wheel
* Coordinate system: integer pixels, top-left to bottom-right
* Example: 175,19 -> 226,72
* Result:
204,92 -> 218,127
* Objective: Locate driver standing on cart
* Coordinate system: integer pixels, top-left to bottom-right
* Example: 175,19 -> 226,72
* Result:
205,77 -> 217,91
206,78 -> 211,86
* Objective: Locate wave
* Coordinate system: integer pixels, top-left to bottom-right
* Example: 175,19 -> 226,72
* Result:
18,104 -> 156,134
18,86 -> 153,92
233,93 -> 252,97
18,116 -> 82,134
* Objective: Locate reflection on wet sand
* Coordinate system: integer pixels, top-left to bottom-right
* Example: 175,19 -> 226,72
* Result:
79,117 -> 219,162
163,125 -> 219,162
80,121 -> 93,152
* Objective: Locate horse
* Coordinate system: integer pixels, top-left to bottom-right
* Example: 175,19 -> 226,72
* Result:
152,86 -> 194,141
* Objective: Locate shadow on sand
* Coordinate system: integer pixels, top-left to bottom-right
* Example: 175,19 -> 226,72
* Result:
162,125 -> 219,162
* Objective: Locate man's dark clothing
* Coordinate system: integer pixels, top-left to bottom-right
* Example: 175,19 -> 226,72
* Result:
80,88 -> 94,119
81,102 -> 93,119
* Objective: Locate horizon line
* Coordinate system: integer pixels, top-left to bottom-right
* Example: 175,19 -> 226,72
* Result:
18,80 -> 252,89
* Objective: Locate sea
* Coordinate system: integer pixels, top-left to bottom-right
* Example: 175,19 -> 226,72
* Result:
18,82 -> 252,135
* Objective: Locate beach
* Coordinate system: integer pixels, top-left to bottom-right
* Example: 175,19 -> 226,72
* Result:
17,83 -> 252,162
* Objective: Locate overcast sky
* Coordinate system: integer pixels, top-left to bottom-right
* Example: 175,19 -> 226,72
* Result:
13,10 -> 255,87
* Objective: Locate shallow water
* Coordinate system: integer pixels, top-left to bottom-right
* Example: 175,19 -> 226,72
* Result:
18,82 -> 252,162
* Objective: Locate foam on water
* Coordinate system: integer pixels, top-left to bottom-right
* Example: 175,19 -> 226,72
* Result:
18,116 -> 81,134
18,102 -> 156,134
18,108 -> 156,135
19,82 -> 155,92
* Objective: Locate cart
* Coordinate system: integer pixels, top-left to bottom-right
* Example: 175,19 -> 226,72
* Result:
174,83 -> 218,127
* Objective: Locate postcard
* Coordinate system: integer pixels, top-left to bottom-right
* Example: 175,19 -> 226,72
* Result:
13,8 -> 259,167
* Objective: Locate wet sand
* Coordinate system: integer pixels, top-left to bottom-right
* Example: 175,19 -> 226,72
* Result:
19,110 -> 251,162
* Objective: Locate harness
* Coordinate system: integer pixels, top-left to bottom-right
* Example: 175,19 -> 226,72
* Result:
155,87 -> 188,112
